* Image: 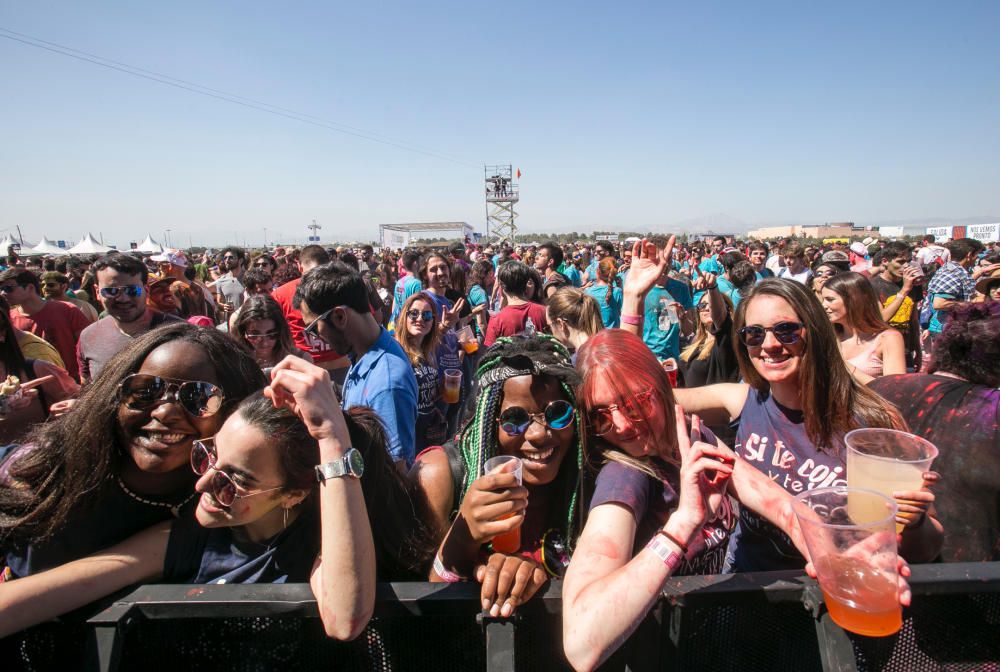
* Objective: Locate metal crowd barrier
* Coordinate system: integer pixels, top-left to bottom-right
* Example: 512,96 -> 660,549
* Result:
2,562 -> 998,671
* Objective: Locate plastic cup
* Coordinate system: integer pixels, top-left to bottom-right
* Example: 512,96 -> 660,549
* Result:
661,359 -> 678,387
845,428 -> 938,533
457,325 -> 479,354
442,368 -> 462,404
484,455 -> 523,553
793,486 -> 902,637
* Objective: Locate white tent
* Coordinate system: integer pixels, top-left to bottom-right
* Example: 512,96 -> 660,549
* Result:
22,237 -> 68,256
67,233 -> 111,255
135,235 -> 163,254
0,235 -> 20,254
624,236 -> 642,243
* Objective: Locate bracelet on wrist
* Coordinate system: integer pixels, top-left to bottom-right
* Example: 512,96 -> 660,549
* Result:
646,535 -> 683,572
433,553 -> 463,583
655,528 -> 690,555
621,313 -> 642,326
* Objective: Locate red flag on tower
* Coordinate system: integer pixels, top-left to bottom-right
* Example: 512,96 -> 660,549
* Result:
516,168 -> 521,179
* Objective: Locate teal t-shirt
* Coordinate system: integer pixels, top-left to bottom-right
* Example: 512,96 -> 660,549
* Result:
584,284 -> 623,328
642,279 -> 693,361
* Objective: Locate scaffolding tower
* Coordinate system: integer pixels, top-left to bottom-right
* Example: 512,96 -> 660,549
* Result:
485,164 -> 519,245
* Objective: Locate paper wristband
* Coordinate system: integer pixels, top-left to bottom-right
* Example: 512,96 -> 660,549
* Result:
646,535 -> 683,572
433,554 -> 463,583
621,314 -> 642,326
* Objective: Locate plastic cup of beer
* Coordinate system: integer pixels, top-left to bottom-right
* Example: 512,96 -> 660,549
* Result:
793,486 -> 902,637
457,325 -> 479,354
442,368 -> 462,404
484,455 -> 523,553
845,428 -> 938,533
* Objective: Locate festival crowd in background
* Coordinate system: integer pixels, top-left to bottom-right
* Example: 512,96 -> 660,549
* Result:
0,231 -> 997,669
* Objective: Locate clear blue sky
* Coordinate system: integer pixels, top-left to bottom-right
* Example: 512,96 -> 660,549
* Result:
2,1 -> 998,247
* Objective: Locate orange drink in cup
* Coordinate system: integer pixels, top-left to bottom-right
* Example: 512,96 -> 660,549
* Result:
793,486 -> 902,637
442,368 -> 462,404
484,455 -> 523,554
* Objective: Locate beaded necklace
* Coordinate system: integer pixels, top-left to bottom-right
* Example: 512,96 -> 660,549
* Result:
116,476 -> 197,518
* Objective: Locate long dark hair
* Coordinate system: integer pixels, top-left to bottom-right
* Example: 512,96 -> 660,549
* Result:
823,272 -> 890,336
235,394 -> 436,579
0,295 -> 28,379
0,323 -> 266,545
733,279 -> 904,452
233,294 -> 297,359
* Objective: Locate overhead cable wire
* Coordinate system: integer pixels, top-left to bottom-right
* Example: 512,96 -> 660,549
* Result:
0,27 -> 478,167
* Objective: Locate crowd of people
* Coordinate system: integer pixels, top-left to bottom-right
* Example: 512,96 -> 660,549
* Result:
0,232 -> 997,669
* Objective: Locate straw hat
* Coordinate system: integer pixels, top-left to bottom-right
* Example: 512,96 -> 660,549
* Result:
974,267 -> 1000,295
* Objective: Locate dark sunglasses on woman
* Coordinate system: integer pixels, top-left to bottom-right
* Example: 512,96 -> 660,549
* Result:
406,309 -> 435,322
588,390 -> 656,436
119,374 -> 225,418
737,321 -> 804,347
498,400 -> 575,436
190,439 -> 283,508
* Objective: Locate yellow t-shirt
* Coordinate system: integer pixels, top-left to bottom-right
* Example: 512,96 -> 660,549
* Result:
16,331 -> 66,368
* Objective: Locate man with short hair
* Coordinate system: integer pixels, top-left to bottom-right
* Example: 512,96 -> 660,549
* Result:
76,254 -> 183,382
535,242 -> 570,293
484,261 -> 548,346
926,238 -> 987,338
2,269 -> 89,381
868,240 -> 923,370
211,247 -> 246,317
776,243 -> 813,284
272,245 -> 352,384
40,271 -> 98,322
915,234 -> 951,267
389,250 -> 424,326
449,242 -> 470,273
295,261 -> 417,468
747,242 -> 773,279
710,236 -> 727,259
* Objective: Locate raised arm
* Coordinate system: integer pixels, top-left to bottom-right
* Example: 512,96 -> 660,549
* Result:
671,383 -> 749,427
267,356 -> 376,641
563,408 -> 734,672
620,237 -> 673,336
0,521 -> 169,639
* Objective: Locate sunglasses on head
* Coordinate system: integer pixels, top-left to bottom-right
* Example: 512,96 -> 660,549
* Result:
245,331 -> 278,342
119,374 -> 225,418
588,390 -> 657,436
406,309 -> 435,322
738,321 -> 804,347
100,285 -> 144,299
498,400 -> 575,436
190,439 -> 283,508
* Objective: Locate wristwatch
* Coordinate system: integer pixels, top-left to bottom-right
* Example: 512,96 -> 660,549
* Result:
315,448 -> 364,482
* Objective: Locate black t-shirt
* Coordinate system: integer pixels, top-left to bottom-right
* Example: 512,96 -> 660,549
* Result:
679,314 -> 739,388
869,374 -> 1000,562
163,506 -> 319,584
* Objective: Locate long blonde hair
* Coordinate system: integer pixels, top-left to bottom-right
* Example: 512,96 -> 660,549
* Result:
680,292 -> 735,362
393,292 -> 441,367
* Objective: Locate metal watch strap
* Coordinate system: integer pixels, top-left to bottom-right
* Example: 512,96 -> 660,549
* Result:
315,448 -> 362,482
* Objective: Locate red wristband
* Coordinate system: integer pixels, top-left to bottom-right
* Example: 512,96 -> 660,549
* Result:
621,313 -> 642,326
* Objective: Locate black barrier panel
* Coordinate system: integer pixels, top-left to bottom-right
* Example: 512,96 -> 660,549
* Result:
2,563 -> 999,672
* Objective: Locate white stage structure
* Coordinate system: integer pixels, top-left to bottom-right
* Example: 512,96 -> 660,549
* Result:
379,222 -> 473,250
68,233 -> 111,255
0,235 -> 21,255
135,235 -> 164,253
22,237 -> 68,256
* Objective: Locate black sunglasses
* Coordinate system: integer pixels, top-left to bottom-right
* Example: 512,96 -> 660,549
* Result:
498,400 -> 575,436
191,439 -> 283,508
738,321 -> 804,347
303,308 -> 334,338
0,285 -> 21,294
119,374 -> 225,418
406,309 -> 435,322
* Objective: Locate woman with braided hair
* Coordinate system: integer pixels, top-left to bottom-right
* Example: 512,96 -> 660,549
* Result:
410,334 -> 586,618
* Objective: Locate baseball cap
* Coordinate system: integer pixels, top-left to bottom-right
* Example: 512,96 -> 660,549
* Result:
150,251 -> 188,268
821,250 -> 850,264
850,242 -> 867,256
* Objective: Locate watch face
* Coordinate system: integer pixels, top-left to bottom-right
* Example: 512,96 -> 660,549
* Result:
348,448 -> 365,477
